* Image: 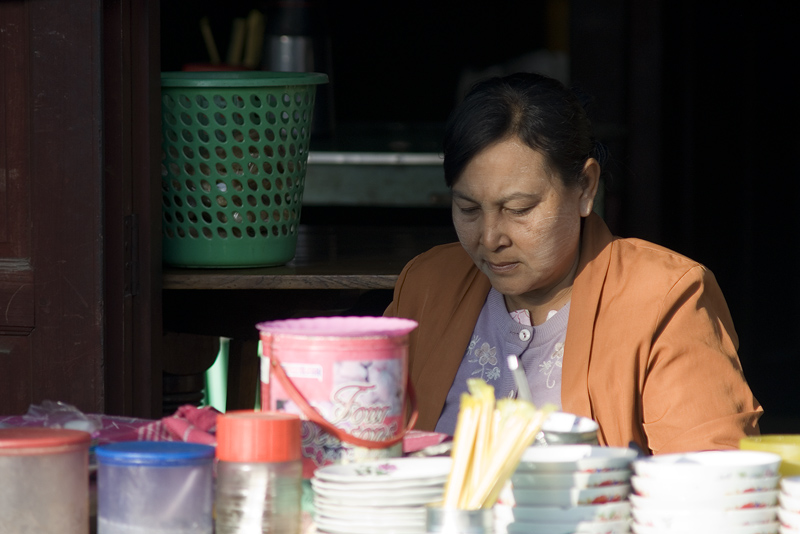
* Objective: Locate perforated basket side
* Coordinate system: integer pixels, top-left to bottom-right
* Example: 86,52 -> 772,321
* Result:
160,77 -> 322,268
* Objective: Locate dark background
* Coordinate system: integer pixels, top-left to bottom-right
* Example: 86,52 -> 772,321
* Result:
162,1 -> 800,432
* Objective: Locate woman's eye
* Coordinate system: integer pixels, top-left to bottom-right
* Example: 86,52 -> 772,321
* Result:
508,207 -> 532,216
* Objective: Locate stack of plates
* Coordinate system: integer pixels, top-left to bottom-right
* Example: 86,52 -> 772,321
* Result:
502,445 -> 637,534
780,476 -> 800,532
311,456 -> 452,534
629,450 -> 782,534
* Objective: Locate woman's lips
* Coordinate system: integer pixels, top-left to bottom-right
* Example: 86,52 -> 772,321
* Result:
486,261 -> 518,274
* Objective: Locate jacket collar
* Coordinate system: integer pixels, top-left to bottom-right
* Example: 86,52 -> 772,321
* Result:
413,262 -> 491,430
561,213 -> 615,421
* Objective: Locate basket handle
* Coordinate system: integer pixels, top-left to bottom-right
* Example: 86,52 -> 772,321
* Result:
268,355 -> 418,449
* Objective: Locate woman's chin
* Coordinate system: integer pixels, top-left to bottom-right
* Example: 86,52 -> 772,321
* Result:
486,278 -> 528,298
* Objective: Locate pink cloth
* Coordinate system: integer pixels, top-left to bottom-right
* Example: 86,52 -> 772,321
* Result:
401,429 -> 450,454
162,405 -> 219,445
95,405 -> 220,444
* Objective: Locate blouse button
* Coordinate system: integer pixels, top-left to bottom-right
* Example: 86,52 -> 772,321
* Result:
519,329 -> 531,341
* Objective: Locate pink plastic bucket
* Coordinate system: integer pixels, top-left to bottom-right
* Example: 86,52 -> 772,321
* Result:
257,316 -> 419,478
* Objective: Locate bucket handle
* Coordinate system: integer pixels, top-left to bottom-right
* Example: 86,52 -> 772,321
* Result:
268,356 -> 419,449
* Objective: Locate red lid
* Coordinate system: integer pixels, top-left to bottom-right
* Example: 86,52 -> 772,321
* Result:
0,427 -> 92,455
216,410 -> 301,463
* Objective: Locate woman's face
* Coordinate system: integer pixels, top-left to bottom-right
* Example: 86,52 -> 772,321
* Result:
451,138 -> 597,310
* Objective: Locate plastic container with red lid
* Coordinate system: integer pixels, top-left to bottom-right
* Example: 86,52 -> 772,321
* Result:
0,427 -> 91,534
215,410 -> 302,534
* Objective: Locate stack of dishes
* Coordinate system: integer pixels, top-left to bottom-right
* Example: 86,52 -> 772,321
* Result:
311,457 -> 451,534
779,476 -> 800,532
629,450 -> 782,534
503,445 -> 637,534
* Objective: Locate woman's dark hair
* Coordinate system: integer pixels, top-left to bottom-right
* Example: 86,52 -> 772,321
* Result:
443,72 -> 605,188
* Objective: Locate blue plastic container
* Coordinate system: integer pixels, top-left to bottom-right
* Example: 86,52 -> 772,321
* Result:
95,441 -> 215,534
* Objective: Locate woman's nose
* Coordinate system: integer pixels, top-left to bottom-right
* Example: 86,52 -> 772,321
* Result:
480,216 -> 511,250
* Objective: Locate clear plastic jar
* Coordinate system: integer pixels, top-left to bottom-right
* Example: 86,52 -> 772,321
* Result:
95,441 -> 215,534
215,411 -> 302,534
0,427 -> 91,534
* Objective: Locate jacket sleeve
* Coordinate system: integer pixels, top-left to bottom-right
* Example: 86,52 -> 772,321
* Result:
382,254 -> 425,386
641,265 -> 762,453
382,253 -> 417,318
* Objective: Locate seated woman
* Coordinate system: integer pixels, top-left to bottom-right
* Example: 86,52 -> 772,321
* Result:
384,72 -> 762,454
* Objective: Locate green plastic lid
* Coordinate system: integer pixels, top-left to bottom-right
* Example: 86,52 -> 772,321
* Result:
161,71 -> 329,88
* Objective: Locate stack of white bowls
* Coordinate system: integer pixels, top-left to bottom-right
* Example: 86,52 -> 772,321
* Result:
501,444 -> 637,534
779,476 -> 800,532
629,450 -> 782,534
311,457 -> 451,534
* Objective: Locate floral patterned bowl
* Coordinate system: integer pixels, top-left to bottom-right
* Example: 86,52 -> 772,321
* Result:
517,445 -> 638,474
512,484 -> 631,507
632,520 -> 779,534
629,490 -> 779,511
779,508 -> 800,530
509,501 -> 631,523
632,450 -> 782,480
630,505 -> 778,530
630,474 -> 779,499
512,469 -> 631,490
782,476 -> 800,499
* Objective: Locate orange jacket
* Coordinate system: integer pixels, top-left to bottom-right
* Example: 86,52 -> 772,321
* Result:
385,213 -> 762,454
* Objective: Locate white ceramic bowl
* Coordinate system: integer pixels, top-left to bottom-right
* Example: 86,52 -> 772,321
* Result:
512,469 -> 631,490
630,490 -> 778,511
507,519 -> 631,534
631,505 -> 778,529
630,474 -> 779,498
513,484 -> 631,507
632,521 -> 779,534
779,508 -> 800,530
536,412 -> 600,446
780,491 -> 800,513
783,476 -> 800,499
510,502 -> 631,524
632,450 -> 782,480
517,445 -> 638,474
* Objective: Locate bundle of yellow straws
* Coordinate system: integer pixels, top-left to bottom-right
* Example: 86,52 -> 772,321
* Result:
443,378 -> 555,510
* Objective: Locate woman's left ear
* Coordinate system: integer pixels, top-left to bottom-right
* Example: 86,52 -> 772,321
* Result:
579,158 -> 601,217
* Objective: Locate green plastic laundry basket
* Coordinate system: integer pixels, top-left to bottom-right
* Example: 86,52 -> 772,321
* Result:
160,71 -> 328,267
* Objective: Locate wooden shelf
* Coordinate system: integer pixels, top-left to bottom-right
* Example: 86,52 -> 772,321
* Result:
162,224 -> 457,290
